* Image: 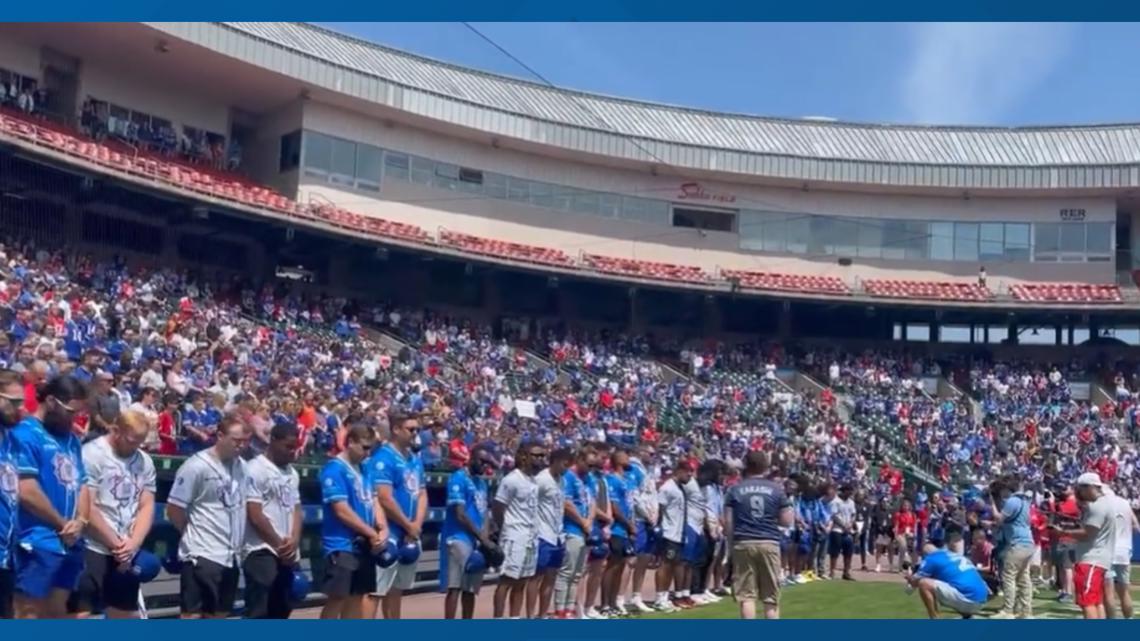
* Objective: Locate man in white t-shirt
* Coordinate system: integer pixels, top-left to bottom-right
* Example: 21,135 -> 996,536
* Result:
828,485 -> 857,581
74,411 -> 157,619
532,448 -> 571,618
1053,473 -> 1116,619
492,442 -> 543,618
653,462 -> 693,612
1103,487 -> 1139,620
242,422 -> 302,619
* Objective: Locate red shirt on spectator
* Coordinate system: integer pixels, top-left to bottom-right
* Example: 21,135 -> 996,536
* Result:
23,380 -> 38,415
893,510 -> 916,536
157,410 -> 178,455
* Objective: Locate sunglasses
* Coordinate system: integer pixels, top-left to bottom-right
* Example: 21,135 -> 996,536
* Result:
0,394 -> 23,407
51,398 -> 79,414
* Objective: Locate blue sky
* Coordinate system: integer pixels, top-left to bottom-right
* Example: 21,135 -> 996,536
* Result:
318,22 -> 1140,127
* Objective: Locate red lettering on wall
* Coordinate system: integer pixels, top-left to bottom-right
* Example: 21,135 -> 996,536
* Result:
677,182 -> 736,204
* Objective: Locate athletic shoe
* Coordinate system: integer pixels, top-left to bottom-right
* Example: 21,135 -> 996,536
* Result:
629,597 -> 653,613
989,611 -> 1015,619
615,602 -> 630,616
793,574 -> 808,585
652,600 -> 677,613
584,607 -> 608,620
702,590 -> 721,602
1057,593 -> 1073,604
711,587 -> 730,597
691,593 -> 710,605
680,597 -> 698,608
874,564 -> 881,573
842,573 -> 855,581
672,597 -> 694,610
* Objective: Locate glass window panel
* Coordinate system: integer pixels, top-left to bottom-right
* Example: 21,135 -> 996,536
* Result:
905,324 -> 931,342
880,220 -> 908,260
355,144 -> 383,185
302,132 -> 332,174
506,177 -> 529,202
530,181 -> 555,208
786,215 -> 810,254
572,190 -> 599,215
1004,223 -> 1030,261
433,162 -> 459,189
329,137 -> 356,182
929,222 -> 954,260
831,218 -> 858,256
761,212 -> 787,252
856,219 -> 883,259
1086,222 -> 1112,254
808,216 -> 833,254
551,186 -> 574,212
1059,224 -> 1085,253
987,325 -> 1009,344
410,156 -> 434,185
1035,223 -> 1060,256
954,222 -> 979,261
978,223 -> 1004,261
484,173 -> 508,199
904,221 -> 929,260
598,193 -> 621,217
383,151 -> 409,181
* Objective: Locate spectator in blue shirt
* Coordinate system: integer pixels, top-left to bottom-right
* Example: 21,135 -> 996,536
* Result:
989,475 -> 1034,619
906,543 -> 989,619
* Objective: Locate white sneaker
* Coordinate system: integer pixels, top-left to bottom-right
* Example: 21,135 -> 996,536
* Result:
615,602 -> 629,616
989,611 -> 1015,620
584,607 -> 608,620
652,600 -> 677,613
702,590 -> 721,603
793,574 -> 807,585
690,593 -> 709,605
874,564 -> 881,573
629,597 -> 653,613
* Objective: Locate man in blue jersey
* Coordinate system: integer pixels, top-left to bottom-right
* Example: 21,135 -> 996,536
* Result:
624,445 -> 658,613
319,423 -> 385,620
601,447 -> 635,617
0,370 -> 27,618
440,444 -> 496,619
906,542 -> 989,619
553,446 -> 597,619
371,410 -> 427,620
11,375 -> 90,619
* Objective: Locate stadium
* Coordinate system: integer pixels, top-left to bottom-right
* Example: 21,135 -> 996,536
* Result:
0,21 -> 1137,620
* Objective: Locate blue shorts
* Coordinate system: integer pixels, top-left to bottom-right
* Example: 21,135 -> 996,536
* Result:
15,544 -> 85,599
681,526 -> 703,565
634,524 -> 656,555
536,540 -> 565,572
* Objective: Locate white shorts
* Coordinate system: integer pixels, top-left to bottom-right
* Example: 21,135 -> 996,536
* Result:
375,560 -> 417,595
931,580 -> 985,615
1110,563 -> 1131,587
500,536 -> 538,580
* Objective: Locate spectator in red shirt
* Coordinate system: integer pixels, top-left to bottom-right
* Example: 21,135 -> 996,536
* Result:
893,499 -> 917,570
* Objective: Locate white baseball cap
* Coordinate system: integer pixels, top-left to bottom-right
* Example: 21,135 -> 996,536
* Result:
1076,472 -> 1104,488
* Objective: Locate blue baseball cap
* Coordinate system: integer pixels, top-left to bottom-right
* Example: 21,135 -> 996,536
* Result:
130,550 -> 162,583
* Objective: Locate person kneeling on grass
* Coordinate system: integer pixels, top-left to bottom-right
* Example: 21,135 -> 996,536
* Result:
905,543 -> 989,619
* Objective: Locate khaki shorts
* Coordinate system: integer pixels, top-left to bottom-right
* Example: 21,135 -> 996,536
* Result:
731,541 -> 782,605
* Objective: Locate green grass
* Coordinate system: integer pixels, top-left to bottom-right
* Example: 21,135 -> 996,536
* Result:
641,580 -> 1140,620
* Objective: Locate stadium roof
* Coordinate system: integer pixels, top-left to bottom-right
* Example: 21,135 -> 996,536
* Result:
147,22 -> 1140,190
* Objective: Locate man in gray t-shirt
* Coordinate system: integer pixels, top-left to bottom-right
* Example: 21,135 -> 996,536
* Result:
1054,473 -> 1116,620
167,418 -> 250,619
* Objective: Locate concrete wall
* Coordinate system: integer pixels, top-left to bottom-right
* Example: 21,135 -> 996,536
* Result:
0,37 -> 42,79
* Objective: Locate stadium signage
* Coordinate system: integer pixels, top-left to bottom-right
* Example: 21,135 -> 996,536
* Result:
1059,208 -> 1087,221
677,181 -> 736,204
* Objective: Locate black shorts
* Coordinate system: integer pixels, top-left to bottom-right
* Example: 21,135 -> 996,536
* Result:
320,551 -> 375,599
242,550 -> 294,619
0,567 -> 13,619
828,532 -> 854,559
608,536 -> 630,560
73,549 -> 141,613
181,557 -> 240,617
660,540 -> 683,563
1053,543 -> 1076,569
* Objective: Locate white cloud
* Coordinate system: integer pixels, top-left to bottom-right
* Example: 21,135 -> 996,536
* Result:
900,23 -> 1074,125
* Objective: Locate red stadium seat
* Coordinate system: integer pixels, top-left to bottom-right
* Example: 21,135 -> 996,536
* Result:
583,253 -> 709,284
1009,283 -> 1122,304
721,269 -> 850,296
863,279 -> 992,302
438,230 -> 576,268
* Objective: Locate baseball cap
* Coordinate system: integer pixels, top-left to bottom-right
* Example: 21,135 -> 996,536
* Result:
1076,472 -> 1104,488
